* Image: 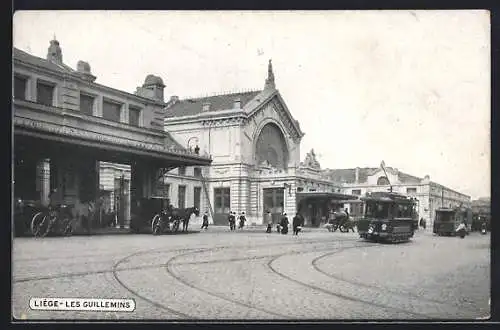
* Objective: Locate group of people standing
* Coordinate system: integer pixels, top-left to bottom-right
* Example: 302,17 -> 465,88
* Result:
201,210 -> 305,235
265,211 -> 304,236
227,211 -> 247,230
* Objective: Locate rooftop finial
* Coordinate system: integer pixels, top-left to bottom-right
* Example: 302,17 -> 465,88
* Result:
47,37 -> 63,63
264,58 -> 276,90
53,33 -> 56,41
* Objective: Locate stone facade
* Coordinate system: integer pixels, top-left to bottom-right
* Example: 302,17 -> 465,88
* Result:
13,39 -> 210,230
163,61 -> 341,226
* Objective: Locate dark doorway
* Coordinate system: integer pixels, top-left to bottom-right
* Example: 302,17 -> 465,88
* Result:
263,188 -> 284,224
213,187 -> 230,225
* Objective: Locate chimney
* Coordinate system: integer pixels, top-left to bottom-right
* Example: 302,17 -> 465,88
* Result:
233,98 -> 241,109
355,167 -> 360,184
135,75 -> 165,102
202,102 -> 211,112
76,60 -> 96,82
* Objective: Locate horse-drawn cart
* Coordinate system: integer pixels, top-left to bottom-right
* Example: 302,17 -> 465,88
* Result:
324,211 -> 356,233
130,197 -> 169,234
130,197 -> 200,235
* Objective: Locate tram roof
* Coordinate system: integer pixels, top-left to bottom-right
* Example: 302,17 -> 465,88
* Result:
360,191 -> 415,203
436,208 -> 456,212
296,191 -> 359,201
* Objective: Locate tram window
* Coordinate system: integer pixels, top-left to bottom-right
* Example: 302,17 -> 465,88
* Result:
436,212 -> 453,222
36,81 -> 55,106
365,202 -> 389,219
396,204 -> 412,218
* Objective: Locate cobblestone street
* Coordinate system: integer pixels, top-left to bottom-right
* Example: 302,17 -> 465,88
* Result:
12,228 -> 490,321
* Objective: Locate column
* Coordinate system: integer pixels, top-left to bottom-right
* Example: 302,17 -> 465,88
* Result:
285,182 -> 297,219
121,103 -> 129,124
123,179 -> 131,229
36,158 -> 50,206
249,180 -> 259,224
27,77 -> 37,102
142,168 -> 152,198
95,95 -> 103,117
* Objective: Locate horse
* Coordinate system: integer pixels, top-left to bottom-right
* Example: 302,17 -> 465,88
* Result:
169,206 -> 200,232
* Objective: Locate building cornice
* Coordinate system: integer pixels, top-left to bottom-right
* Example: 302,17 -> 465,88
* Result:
14,59 -> 166,107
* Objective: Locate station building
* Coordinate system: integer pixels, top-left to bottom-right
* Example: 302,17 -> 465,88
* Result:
14,39 -> 471,231
162,61 -> 354,227
13,39 -> 211,231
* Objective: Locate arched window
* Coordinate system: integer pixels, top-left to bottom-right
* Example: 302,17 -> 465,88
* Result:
377,176 -> 390,185
255,123 -> 289,169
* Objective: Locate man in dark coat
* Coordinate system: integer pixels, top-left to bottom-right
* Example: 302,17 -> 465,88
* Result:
228,211 -> 236,231
239,212 -> 246,229
293,212 -> 303,235
201,211 -> 209,230
280,213 -> 289,234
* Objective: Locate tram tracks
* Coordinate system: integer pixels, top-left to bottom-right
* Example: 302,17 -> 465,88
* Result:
13,238 -> 334,283
159,239 -> 380,319
111,238 -> 364,319
15,236 -> 455,319
264,243 -> 432,319
310,251 -> 477,311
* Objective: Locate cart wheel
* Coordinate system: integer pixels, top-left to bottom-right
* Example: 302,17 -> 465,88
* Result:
31,213 -> 50,237
63,220 -> 73,236
152,215 -> 161,235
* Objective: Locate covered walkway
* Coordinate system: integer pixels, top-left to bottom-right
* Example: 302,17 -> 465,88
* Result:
296,192 -> 359,227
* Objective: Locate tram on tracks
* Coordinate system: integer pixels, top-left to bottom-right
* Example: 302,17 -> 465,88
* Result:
357,191 -> 418,243
433,206 -> 472,236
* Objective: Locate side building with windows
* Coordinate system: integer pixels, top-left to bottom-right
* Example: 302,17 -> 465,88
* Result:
323,165 -> 471,228
13,39 -> 210,232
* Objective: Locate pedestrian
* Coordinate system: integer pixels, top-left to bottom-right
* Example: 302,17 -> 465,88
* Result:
239,212 -> 246,229
201,211 -> 209,230
422,218 -> 427,230
264,210 -> 271,225
456,221 -> 466,238
228,211 -> 236,231
266,223 -> 272,233
280,213 -> 289,235
293,212 -> 303,235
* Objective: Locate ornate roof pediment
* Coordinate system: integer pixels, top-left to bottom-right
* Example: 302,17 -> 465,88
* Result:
246,90 -> 304,144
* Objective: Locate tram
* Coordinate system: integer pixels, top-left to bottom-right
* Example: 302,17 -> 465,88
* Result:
357,191 -> 418,243
433,206 -> 472,236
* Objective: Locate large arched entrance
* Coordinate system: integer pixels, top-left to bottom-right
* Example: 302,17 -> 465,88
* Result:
255,123 -> 289,223
255,122 -> 289,169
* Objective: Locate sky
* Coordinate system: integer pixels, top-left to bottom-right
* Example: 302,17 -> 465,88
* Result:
13,10 -> 490,199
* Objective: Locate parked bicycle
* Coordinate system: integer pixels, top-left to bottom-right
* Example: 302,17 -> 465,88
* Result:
31,204 -> 73,237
